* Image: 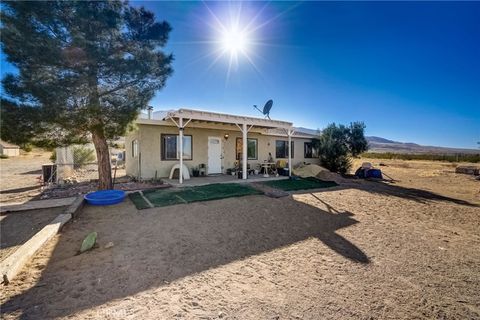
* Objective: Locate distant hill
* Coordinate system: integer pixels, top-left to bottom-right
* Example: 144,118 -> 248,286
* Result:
365,136 -> 479,155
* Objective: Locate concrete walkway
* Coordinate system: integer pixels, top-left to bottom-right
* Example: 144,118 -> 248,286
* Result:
0,197 -> 77,213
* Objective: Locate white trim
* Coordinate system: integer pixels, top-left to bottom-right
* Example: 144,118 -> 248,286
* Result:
166,108 -> 292,130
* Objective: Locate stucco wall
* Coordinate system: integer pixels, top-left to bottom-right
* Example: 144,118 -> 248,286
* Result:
125,124 -> 319,179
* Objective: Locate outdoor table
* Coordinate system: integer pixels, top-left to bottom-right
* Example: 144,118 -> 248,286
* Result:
261,162 -> 276,177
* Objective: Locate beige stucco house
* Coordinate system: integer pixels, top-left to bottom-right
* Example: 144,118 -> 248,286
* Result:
125,108 -> 319,183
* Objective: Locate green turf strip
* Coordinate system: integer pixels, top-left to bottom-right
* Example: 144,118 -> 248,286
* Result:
263,177 -> 338,191
130,183 -> 263,209
128,192 -> 151,210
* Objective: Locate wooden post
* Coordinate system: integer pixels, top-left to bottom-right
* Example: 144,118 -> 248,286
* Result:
179,117 -> 183,184
242,123 -> 247,180
288,129 -> 292,177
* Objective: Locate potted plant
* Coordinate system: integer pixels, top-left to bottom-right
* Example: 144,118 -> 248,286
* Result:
192,166 -> 200,177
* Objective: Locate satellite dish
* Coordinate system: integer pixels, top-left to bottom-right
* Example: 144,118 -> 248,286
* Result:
253,99 -> 273,119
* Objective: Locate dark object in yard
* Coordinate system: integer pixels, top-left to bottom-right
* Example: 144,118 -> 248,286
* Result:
42,164 -> 57,183
192,168 -> 200,177
455,166 -> 480,176
278,168 -> 289,176
84,190 -> 125,206
379,163 -> 387,166
355,167 -> 383,179
366,168 -> 383,179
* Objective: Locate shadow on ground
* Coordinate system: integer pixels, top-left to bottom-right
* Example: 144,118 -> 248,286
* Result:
1,194 -> 368,319
0,208 -> 64,259
326,179 -> 478,207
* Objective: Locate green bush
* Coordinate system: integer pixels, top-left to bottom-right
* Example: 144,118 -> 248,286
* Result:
315,122 -> 368,173
50,150 -> 56,163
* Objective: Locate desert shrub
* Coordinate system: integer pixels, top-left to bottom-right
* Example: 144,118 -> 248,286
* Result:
73,146 -> 96,168
361,152 -> 480,163
21,143 -> 32,152
50,150 -> 56,163
315,122 -> 368,173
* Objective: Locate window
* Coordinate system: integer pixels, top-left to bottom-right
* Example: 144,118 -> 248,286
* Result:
161,134 -> 192,160
304,142 -> 319,158
236,138 -> 258,160
275,140 -> 294,158
132,140 -> 138,158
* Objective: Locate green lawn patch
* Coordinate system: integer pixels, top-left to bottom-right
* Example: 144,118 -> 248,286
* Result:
129,183 -> 263,209
263,177 -> 338,191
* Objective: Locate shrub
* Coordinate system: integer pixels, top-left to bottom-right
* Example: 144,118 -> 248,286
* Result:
0,154 -> 9,159
50,150 -> 56,163
315,122 -> 368,173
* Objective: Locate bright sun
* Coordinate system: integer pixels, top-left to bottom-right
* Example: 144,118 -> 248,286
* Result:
221,28 -> 249,54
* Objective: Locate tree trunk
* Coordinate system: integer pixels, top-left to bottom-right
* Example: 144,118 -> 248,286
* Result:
91,131 -> 113,190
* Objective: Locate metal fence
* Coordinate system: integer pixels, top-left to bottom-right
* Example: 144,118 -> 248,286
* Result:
54,144 -> 125,184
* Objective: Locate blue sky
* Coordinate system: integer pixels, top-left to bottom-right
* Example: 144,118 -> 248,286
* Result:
1,2 -> 479,148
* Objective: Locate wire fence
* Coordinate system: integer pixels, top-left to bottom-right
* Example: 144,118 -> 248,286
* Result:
49,144 -> 125,185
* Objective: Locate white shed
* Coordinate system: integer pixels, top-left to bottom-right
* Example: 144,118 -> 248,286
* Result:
0,140 -> 20,157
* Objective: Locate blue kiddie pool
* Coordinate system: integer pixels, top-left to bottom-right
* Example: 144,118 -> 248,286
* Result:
84,190 -> 125,206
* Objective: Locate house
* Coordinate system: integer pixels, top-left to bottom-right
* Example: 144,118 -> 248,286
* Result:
0,140 -> 20,157
125,108 -> 319,183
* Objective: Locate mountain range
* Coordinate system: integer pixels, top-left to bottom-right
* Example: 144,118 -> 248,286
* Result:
295,127 -> 478,154
365,136 -> 478,154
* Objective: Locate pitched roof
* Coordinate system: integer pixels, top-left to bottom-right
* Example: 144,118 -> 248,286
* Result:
0,140 -> 20,148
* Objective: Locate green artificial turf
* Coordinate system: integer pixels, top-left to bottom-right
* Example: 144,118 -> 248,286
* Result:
129,183 -> 263,209
128,192 -> 151,210
263,177 -> 338,191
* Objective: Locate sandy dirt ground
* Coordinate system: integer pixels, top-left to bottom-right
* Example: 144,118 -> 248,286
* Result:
0,150 -> 51,202
1,159 -> 479,319
0,207 -> 65,262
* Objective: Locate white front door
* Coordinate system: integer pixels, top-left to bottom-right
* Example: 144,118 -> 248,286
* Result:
207,137 -> 222,174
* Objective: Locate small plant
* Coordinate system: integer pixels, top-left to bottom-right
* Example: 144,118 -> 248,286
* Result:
21,143 -> 32,152
49,150 -> 56,163
192,166 -> 200,177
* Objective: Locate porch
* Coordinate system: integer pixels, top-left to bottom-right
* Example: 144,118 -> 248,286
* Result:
164,173 -> 289,187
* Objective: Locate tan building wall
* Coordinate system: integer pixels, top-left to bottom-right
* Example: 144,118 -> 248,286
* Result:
125,123 -> 319,179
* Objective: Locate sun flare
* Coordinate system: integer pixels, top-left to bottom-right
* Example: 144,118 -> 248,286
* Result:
221,28 -> 249,55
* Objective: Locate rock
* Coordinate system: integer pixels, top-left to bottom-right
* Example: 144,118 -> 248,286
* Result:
104,241 -> 114,249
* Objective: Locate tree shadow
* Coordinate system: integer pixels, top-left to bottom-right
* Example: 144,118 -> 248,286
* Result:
1,194 -> 369,319
0,208 -> 63,254
19,169 -> 42,175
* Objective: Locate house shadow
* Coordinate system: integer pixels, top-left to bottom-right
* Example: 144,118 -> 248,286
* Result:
324,179 -> 479,207
1,194 -> 369,319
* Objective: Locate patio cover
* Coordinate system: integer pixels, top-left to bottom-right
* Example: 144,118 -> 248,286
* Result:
138,108 -> 295,184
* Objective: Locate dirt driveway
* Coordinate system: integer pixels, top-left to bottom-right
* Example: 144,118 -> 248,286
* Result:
1,163 -> 479,319
0,150 -> 51,202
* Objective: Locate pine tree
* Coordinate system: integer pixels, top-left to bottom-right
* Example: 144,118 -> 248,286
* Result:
1,1 -> 173,189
